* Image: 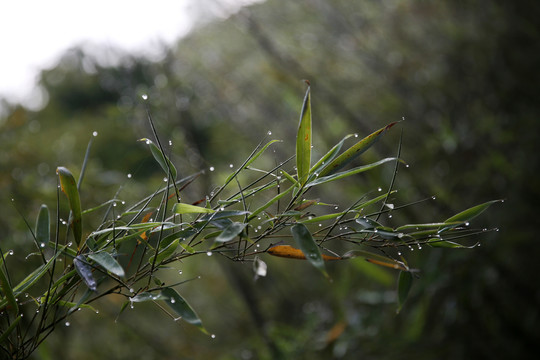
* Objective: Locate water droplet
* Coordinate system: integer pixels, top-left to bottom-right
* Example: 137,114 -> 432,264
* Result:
95,310 -> 99,314
431,196 -> 436,200
178,270 -> 183,275
67,242 -> 72,247
465,222 -> 470,226
142,94 -> 148,100
319,223 -> 322,227
257,225 -> 262,230
113,202 -> 117,207
65,321 -> 70,327
229,164 -> 234,168
7,250 -> 13,255
209,166 -> 215,172
206,251 -> 213,257
127,173 -> 132,178
121,201 -> 126,205
354,133 -> 359,138
61,220 -> 67,225
145,139 -> 151,145
40,243 -> 45,248
129,288 -> 135,293
267,130 -> 272,135
405,164 -> 410,168
402,116 -> 405,121
168,140 -> 172,146
170,298 -> 176,304
334,206 -> 339,210
211,334 -> 216,339
397,251 -> 402,256
92,131 -> 98,137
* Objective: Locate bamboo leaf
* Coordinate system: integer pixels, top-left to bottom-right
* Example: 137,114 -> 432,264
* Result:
35,204 -> 50,248
248,186 -> 294,221
73,255 -> 97,291
0,314 -> 22,345
130,292 -> 168,303
88,252 -> 125,278
296,86 -> 312,184
161,287 -> 208,334
267,245 -> 340,261
318,122 -> 397,177
309,134 -> 354,179
306,157 -> 398,187
0,266 -> 18,314
148,239 -> 179,265
439,200 -> 503,233
57,167 -> 83,247
172,203 -> 215,215
397,271 -> 413,313
291,223 -> 329,279
342,250 -> 409,271
215,222 -> 246,243
139,138 -> 177,181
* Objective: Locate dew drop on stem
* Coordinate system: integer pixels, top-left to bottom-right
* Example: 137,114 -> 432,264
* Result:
141,94 -> 148,100
92,131 -> 98,137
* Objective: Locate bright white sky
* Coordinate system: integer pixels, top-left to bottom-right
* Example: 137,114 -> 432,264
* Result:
0,0 -> 261,109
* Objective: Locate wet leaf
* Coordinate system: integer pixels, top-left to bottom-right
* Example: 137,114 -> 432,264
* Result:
342,250 -> 409,272
57,167 -> 83,247
291,224 -> 329,278
139,138 -> 177,180
130,292 -> 168,303
267,245 -> 340,261
35,204 -> 50,248
439,199 -> 503,233
161,287 -> 208,334
148,239 -> 179,264
73,255 -> 97,291
397,271 -> 413,313
215,222 -> 246,243
0,266 -> 17,314
173,203 -> 215,215
309,134 -> 354,180
249,186 -> 294,220
88,252 -> 125,278
306,157 -> 399,187
296,86 -> 312,184
318,122 -> 397,177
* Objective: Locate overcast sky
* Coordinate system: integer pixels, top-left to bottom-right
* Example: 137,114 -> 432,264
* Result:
0,0 -> 260,109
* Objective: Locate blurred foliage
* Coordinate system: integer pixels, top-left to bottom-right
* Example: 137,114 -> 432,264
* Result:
1,0 -> 538,359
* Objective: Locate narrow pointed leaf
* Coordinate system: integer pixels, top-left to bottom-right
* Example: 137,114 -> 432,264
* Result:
215,222 -> 246,243
139,138 -> 177,180
296,86 -> 312,184
35,204 -> 50,247
0,314 -> 22,345
88,252 -> 125,278
306,157 -> 398,187
173,203 -> 215,215
309,134 -> 354,179
267,245 -> 340,261
73,255 -> 97,291
0,267 -> 18,314
291,223 -> 329,278
397,271 -> 413,313
342,250 -> 409,271
148,239 -> 179,265
130,292 -> 168,303
57,167 -> 83,247
244,139 -> 282,168
248,185 -> 294,220
319,122 -> 397,177
439,200 -> 503,233
161,287 -> 208,334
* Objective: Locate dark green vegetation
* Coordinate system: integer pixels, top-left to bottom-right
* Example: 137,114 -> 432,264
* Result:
1,0 -> 538,359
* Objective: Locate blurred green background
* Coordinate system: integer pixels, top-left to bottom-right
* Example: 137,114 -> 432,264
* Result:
1,0 -> 538,359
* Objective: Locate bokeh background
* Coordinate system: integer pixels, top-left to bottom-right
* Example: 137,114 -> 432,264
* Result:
1,0 -> 538,359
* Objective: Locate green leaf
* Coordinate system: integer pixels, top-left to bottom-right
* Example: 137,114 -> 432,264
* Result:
130,292 -> 168,302
439,199 -> 503,233
161,287 -> 208,334
309,134 -> 355,179
296,86 -> 312,184
73,255 -> 97,291
290,223 -> 328,279
35,204 -> 50,248
318,122 -> 397,177
148,239 -> 179,265
56,167 -> 83,247
0,314 -> 22,345
306,157 -> 398,187
244,139 -> 282,168
215,222 -> 246,243
139,138 -> 177,181
248,186 -> 294,221
0,266 -> 18,314
397,271 -> 413,313
342,250 -> 409,272
88,252 -> 125,278
173,203 -> 215,215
